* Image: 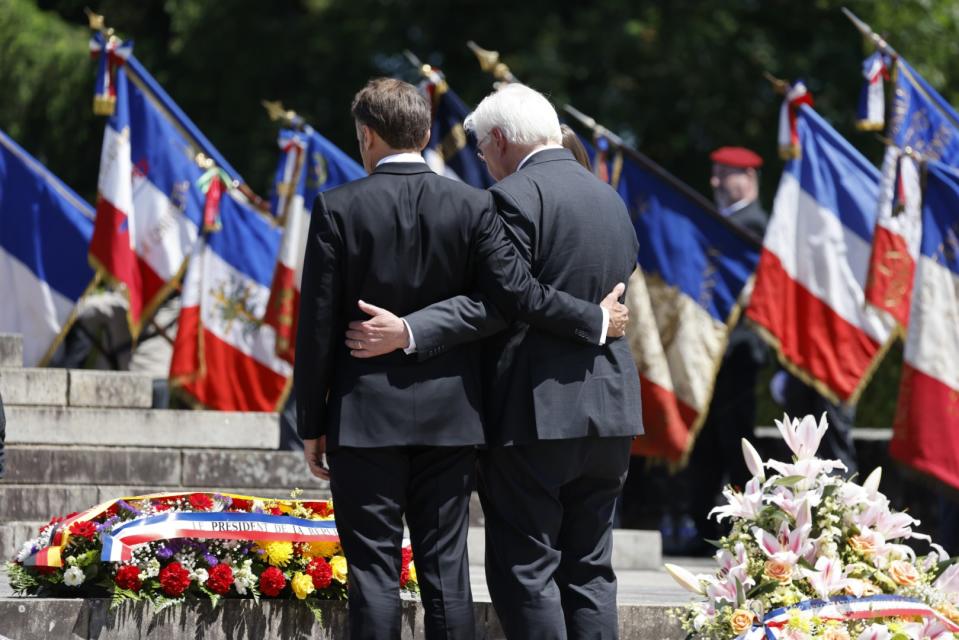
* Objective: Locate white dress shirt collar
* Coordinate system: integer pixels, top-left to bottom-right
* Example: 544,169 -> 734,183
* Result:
517,144 -> 564,172
376,152 -> 427,167
719,197 -> 753,218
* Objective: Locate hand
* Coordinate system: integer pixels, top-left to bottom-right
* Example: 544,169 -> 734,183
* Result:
345,300 -> 410,358
601,282 -> 628,338
303,436 -> 330,480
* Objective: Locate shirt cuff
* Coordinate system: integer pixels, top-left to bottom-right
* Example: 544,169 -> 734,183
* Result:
402,318 -> 417,354
599,307 -> 609,346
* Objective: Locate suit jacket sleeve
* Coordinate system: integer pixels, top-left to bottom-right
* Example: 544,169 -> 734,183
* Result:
405,191 -> 604,356
294,194 -> 343,440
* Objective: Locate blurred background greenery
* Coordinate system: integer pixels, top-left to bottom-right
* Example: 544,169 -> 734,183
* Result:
4,0 -> 957,427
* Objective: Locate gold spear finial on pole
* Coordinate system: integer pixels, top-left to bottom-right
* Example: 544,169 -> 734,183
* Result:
467,41 -> 516,84
763,71 -> 790,96
261,100 -> 304,128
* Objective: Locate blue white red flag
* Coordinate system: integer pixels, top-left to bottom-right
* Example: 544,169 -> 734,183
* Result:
170,188 -> 292,411
865,60 -> 959,328
748,103 -> 895,404
890,160 -> 959,491
585,138 -> 760,461
89,41 -> 255,336
0,130 -> 96,365
263,126 -> 364,362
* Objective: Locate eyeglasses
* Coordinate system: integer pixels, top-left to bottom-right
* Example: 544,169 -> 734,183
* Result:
475,132 -> 492,161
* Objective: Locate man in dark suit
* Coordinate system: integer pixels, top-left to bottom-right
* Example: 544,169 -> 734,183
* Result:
347,84 -> 644,639
294,78 -> 628,640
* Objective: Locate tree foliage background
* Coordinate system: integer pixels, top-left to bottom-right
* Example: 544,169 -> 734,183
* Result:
4,0 -> 958,427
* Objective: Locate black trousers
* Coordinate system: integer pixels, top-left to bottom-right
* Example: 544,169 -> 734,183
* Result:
328,445 -> 476,640
478,437 -> 633,640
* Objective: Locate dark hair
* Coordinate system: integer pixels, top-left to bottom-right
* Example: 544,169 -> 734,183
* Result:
561,124 -> 591,171
351,78 -> 431,150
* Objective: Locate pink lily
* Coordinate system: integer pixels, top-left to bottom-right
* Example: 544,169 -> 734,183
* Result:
775,413 -> 828,460
753,521 -> 812,565
802,556 -> 847,599
857,624 -> 892,640
710,477 -> 764,523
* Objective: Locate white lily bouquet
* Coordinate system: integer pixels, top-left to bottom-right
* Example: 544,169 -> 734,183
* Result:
666,414 -> 959,640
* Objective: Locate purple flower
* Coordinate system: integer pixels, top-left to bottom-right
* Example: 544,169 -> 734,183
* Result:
117,500 -> 141,516
156,546 -> 174,560
204,553 -> 218,567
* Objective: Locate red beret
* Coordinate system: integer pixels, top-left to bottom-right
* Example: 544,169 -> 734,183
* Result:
710,146 -> 763,169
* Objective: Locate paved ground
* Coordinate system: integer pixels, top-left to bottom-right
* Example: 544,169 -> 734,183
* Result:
1,557 -> 715,606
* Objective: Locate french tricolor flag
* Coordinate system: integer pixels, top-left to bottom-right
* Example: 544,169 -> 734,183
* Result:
263,127 -> 364,363
864,60 -> 959,329
0,130 -> 96,365
170,189 -> 292,411
747,103 -> 895,404
891,160 -> 959,491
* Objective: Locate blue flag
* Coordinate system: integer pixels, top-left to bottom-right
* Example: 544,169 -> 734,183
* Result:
422,77 -> 493,188
0,129 -> 96,365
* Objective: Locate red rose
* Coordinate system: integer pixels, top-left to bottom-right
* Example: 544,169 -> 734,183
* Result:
159,561 -> 191,597
401,547 -> 412,567
259,566 -> 286,597
306,501 -> 333,518
188,493 -> 214,511
154,502 -> 171,512
230,498 -> 252,511
306,557 -> 333,590
69,520 -> 97,541
115,565 -> 142,592
400,565 -> 410,588
206,564 -> 234,595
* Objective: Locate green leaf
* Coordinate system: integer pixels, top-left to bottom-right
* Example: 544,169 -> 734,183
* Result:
200,585 -> 221,608
5,562 -> 40,594
772,475 -> 806,487
746,580 -> 779,599
734,576 -> 746,607
304,597 -> 325,624
796,557 -> 816,571
110,586 -> 142,610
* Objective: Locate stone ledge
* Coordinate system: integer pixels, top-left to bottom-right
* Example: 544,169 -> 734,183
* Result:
0,334 -> 23,368
5,407 -> 280,450
0,597 -> 684,639
467,527 -> 662,571
67,370 -> 153,408
0,368 -> 67,406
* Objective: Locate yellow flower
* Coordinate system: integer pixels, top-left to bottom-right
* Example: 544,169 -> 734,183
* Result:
408,561 -> 417,585
308,541 -> 342,558
291,571 -> 315,600
729,609 -> 754,635
330,555 -> 348,583
260,541 -> 294,567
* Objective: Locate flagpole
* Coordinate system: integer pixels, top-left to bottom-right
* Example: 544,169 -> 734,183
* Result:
562,104 -> 762,249
841,8 -> 899,60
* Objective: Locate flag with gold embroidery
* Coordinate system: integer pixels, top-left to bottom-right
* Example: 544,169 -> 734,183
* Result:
263,126 -> 364,363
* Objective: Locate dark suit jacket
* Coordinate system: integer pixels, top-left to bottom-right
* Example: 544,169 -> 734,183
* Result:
294,161 -> 604,449
405,149 -> 645,445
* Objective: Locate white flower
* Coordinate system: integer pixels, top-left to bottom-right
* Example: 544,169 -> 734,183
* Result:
802,556 -> 847,599
935,563 -> 959,597
741,438 -> 765,481
139,558 -> 160,581
775,413 -> 828,460
15,540 -> 36,563
710,477 -> 764,523
233,559 -> 257,596
664,563 -> 705,595
191,568 -> 209,585
63,566 -> 86,587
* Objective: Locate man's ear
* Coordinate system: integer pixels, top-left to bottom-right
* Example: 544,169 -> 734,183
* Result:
418,128 -> 431,151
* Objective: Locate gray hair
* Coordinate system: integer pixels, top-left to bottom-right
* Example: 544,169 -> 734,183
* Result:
464,84 -> 562,146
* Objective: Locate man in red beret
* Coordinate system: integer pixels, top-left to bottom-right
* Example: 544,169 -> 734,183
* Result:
666,146 -> 771,555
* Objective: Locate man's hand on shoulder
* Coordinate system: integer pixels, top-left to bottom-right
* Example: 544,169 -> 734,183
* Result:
601,282 -> 628,338
345,300 -> 410,358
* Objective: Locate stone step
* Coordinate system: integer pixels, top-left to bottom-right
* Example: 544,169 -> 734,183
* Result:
0,597 -> 683,639
0,333 -> 23,368
467,526 -> 662,571
0,368 -> 153,408
0,521 -> 42,562
0,484 -> 332,522
2,446 -> 323,489
5,406 -> 280,449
